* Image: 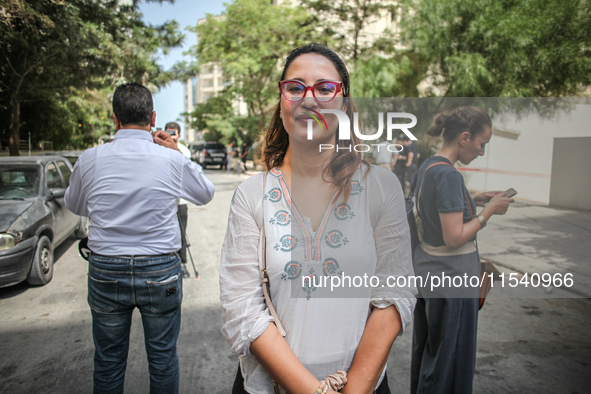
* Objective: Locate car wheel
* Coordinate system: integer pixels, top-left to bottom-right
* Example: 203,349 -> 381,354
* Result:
27,235 -> 54,286
75,216 -> 89,238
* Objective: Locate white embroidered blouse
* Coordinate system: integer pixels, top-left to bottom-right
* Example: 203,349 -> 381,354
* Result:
220,164 -> 417,393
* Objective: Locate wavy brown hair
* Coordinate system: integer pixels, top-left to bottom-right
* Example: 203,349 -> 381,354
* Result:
259,44 -> 366,202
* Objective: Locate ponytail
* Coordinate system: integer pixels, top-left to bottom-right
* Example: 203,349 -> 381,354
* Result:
426,113 -> 449,137
427,106 -> 491,143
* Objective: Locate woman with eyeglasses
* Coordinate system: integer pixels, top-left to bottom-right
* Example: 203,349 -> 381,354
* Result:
220,44 -> 416,394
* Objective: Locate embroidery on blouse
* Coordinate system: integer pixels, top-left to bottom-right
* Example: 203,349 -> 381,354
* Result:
277,174 -> 313,260
265,187 -> 282,203
269,210 -> 291,226
333,203 -> 355,221
281,261 -> 302,281
274,234 -> 298,252
301,268 -> 318,300
350,180 -> 365,196
322,257 -> 342,276
324,229 -> 349,248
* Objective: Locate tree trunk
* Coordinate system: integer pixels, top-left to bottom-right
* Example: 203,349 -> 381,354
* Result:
9,95 -> 21,156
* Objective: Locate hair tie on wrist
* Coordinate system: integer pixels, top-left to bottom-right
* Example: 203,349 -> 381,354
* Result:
324,370 -> 348,391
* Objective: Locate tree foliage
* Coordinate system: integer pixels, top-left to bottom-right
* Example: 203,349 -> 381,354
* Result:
301,0 -> 395,63
0,0 -> 184,154
400,0 -> 591,97
187,0 -> 321,141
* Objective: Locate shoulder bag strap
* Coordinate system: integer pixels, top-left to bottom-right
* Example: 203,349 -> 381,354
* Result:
260,172 -> 287,337
416,161 -> 453,215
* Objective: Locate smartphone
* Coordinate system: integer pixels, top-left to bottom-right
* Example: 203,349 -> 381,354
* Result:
504,188 -> 518,198
165,129 -> 177,136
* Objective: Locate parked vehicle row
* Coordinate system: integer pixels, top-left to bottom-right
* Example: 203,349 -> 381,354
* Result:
0,156 -> 88,288
190,142 -> 227,169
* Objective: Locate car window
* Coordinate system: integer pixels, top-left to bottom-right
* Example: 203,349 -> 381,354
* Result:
0,165 -> 40,198
56,161 -> 72,187
46,163 -> 64,189
206,143 -> 225,150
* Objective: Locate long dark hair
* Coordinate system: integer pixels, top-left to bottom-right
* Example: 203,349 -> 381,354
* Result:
427,106 -> 492,142
260,43 -> 364,202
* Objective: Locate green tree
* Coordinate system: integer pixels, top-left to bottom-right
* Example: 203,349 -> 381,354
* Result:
0,0 -> 184,155
301,0 -> 394,63
351,52 -> 427,97
189,0 -> 319,140
400,0 -> 591,97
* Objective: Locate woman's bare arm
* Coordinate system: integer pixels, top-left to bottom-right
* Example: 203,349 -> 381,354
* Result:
251,323 -> 338,394
440,192 -> 513,249
340,305 -> 402,394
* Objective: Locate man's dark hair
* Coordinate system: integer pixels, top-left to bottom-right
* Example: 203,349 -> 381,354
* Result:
165,122 -> 181,133
112,83 -> 154,126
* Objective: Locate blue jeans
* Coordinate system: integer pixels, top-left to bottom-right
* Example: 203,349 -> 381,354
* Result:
88,253 -> 183,394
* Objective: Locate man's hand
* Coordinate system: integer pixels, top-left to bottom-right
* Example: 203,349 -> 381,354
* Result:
153,130 -> 179,151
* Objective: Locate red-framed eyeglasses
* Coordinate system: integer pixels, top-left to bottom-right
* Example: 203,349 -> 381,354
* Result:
278,80 -> 343,103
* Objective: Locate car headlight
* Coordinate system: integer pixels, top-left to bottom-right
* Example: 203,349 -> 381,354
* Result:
0,234 -> 16,251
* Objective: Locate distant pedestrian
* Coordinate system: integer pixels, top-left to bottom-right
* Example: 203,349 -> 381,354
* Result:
240,141 -> 249,171
372,140 -> 395,171
227,142 -> 234,173
165,121 -> 192,277
393,137 -> 406,187
401,135 -> 419,195
411,106 -> 513,394
165,122 -> 191,159
65,83 -> 215,394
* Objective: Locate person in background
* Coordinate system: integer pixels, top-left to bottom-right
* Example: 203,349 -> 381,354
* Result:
227,142 -> 234,173
372,139 -> 394,171
165,122 -> 192,277
240,141 -> 249,171
401,135 -> 419,196
393,137 -> 406,188
65,83 -> 215,394
411,106 -> 513,394
165,122 -> 191,160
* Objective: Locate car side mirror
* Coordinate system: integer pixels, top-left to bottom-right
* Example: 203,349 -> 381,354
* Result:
47,187 -> 66,201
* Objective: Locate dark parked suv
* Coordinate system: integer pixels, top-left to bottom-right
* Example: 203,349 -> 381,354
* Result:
193,142 -> 227,169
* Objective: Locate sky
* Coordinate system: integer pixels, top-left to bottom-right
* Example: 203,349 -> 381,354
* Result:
138,0 -> 227,139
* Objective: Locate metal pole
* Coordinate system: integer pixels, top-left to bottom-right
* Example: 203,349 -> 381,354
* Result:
28,132 -> 31,156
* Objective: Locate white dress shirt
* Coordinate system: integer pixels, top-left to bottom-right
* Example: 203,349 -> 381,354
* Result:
373,141 -> 394,165
65,129 -> 215,256
178,142 -> 191,159
219,165 -> 416,393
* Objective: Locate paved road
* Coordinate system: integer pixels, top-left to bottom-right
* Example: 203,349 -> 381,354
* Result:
1,170 -> 590,393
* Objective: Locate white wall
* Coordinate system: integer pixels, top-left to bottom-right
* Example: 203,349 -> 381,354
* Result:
461,102 -> 591,206
549,137 -> 591,210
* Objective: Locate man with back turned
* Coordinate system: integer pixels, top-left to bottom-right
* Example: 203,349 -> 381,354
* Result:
64,82 -> 215,394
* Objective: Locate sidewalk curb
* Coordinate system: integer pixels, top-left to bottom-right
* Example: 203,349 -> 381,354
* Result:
481,256 -> 591,298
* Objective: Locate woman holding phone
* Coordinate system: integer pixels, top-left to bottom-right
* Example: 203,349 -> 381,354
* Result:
220,44 -> 416,394
410,106 -> 513,394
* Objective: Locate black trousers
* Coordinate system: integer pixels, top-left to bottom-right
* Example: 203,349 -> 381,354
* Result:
410,297 -> 479,394
176,204 -> 188,264
232,364 -> 391,394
